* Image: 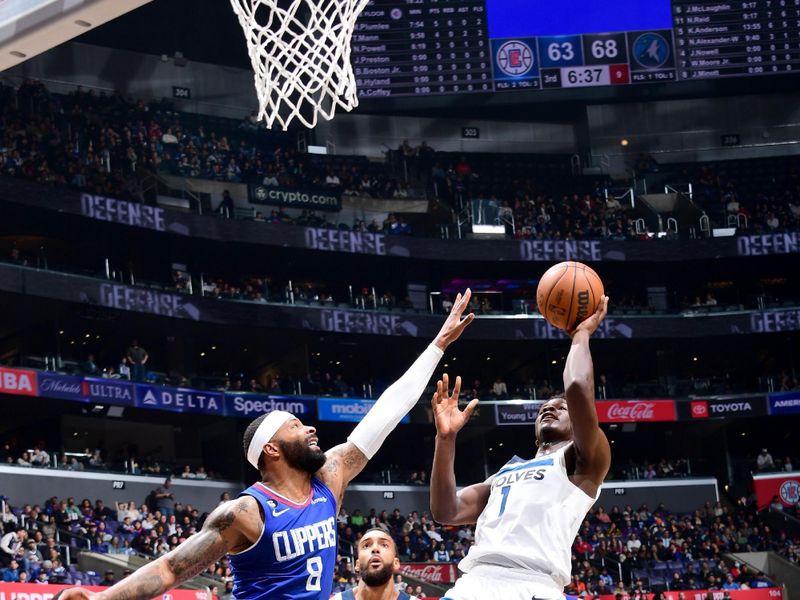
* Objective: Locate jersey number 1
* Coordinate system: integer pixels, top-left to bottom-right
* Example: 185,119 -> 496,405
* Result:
306,556 -> 322,591
499,485 -> 511,516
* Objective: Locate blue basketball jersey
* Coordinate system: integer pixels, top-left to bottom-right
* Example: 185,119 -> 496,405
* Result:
229,477 -> 338,600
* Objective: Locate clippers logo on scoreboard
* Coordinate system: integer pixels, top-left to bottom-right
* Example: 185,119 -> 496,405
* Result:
780,480 -> 800,506
496,40 -> 534,76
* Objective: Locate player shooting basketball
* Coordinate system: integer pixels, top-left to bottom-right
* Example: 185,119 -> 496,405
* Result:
55,291 -> 475,600
430,296 -> 611,600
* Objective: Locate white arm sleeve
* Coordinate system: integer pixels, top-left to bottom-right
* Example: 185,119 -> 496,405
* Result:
347,343 -> 443,459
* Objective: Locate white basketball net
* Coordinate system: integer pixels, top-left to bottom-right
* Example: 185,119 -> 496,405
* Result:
230,0 -> 370,130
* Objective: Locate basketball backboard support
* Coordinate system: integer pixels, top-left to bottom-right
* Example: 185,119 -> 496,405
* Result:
0,0 -> 153,72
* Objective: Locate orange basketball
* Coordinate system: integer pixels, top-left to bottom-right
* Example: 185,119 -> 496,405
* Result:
536,262 -> 604,331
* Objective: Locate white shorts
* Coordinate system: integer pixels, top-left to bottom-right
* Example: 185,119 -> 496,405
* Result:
442,565 -> 566,600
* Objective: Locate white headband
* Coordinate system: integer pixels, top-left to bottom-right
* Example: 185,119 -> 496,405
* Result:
246,410 -> 295,469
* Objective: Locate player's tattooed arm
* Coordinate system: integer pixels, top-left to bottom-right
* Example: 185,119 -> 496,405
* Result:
563,295 -> 611,489
319,441 -> 369,505
53,498 -> 259,600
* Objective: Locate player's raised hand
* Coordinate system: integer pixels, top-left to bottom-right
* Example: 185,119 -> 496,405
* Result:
568,295 -> 609,338
432,289 -> 475,351
432,374 -> 479,439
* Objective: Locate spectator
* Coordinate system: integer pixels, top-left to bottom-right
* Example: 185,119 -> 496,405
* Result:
2,559 -> 20,582
17,451 -> 32,467
757,448 -> 775,471
22,540 -> 42,573
217,190 -> 235,218
0,528 -> 27,566
30,446 -> 50,467
126,339 -> 148,382
180,465 -> 196,479
432,542 -> 450,562
751,572 -> 773,588
80,353 -> 101,375
154,479 -> 176,517
99,569 -> 116,586
89,449 -> 106,469
490,377 -> 508,399
118,357 -> 132,380
94,499 -> 115,520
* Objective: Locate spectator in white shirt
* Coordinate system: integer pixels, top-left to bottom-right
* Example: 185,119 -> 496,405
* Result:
16,452 -> 32,467
30,447 -> 50,467
325,170 -> 341,186
757,448 -> 775,471
0,528 -> 26,566
262,169 -> 279,187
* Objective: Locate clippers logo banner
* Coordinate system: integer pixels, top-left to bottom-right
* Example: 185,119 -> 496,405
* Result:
595,400 -> 677,423
753,472 -> 800,509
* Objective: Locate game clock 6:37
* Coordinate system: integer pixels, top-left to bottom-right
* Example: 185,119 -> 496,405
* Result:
562,66 -> 609,87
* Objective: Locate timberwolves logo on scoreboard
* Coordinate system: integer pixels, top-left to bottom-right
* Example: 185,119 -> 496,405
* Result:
497,40 -> 534,76
632,32 -> 669,69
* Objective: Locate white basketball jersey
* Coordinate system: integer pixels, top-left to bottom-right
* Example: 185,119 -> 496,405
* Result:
458,443 -> 599,590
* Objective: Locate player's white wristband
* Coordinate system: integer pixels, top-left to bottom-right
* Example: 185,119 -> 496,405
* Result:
347,343 -> 444,459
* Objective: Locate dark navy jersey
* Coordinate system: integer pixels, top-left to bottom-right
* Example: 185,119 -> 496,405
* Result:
229,477 -> 337,600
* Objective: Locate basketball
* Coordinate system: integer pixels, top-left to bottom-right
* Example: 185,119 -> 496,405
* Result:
536,262 -> 604,331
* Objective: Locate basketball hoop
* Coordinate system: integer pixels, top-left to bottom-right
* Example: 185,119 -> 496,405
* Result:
230,0 -> 370,130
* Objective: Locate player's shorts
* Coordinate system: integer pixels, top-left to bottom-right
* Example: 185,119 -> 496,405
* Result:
441,565 -> 572,600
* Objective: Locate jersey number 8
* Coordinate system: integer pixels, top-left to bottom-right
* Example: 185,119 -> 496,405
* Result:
306,557 -> 323,591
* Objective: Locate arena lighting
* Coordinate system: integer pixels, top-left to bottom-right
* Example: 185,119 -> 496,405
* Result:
471,224 -> 506,235
620,138 -> 630,147
712,227 -> 737,237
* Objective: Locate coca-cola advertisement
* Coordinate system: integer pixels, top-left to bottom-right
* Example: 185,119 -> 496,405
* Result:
398,563 -> 457,584
595,400 -> 677,423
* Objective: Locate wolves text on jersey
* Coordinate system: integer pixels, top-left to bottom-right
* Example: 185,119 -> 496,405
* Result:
272,516 -> 337,562
492,468 -> 547,489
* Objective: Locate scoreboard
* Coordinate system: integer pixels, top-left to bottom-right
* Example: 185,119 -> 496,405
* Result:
352,0 -> 800,98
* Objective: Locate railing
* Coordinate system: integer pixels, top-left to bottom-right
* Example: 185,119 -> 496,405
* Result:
604,187 -> 636,208
664,183 -> 694,200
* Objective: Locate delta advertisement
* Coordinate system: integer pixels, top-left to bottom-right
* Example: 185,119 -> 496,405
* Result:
30,372 -> 315,420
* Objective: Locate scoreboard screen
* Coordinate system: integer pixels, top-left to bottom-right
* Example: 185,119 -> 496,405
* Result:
352,0 -> 800,98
